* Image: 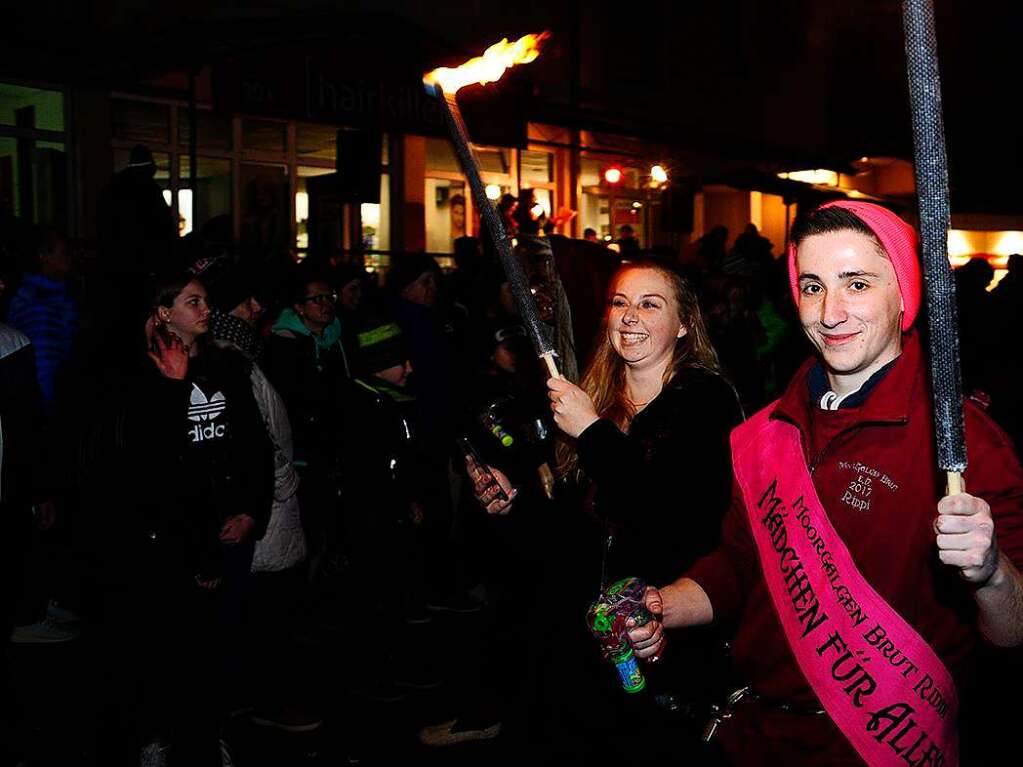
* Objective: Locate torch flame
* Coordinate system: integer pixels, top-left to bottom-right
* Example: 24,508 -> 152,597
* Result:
424,31 -> 550,94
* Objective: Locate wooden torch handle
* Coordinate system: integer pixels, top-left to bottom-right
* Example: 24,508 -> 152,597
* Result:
542,352 -> 561,379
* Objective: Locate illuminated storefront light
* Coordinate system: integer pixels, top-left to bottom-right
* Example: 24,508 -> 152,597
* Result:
947,229 -> 1023,291
777,169 -> 839,186
992,231 -> 1023,256
947,229 -> 974,265
163,188 -> 193,236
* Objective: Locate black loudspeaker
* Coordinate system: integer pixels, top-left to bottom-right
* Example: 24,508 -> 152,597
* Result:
336,129 -> 381,203
661,183 -> 695,232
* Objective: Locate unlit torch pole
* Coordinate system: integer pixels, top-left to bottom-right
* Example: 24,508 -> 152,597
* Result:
903,0 -> 967,494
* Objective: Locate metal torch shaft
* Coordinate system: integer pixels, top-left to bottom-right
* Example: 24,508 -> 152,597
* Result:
903,0 -> 966,490
430,85 -> 559,378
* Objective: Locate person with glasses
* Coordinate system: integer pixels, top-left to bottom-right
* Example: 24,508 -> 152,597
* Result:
263,264 -> 359,589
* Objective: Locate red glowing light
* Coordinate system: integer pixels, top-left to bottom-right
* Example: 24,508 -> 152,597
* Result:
604,167 -> 623,185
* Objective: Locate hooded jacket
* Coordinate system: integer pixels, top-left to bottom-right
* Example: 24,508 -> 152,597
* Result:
687,332 -> 1023,763
575,365 -> 743,707
263,308 -> 355,468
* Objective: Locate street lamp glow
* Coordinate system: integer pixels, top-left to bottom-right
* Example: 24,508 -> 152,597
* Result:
650,164 -> 668,184
485,184 -> 502,200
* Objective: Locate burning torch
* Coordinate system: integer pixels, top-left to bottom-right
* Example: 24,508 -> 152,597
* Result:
902,0 -> 967,492
423,32 -> 561,379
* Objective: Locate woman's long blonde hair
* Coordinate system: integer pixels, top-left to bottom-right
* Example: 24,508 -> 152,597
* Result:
558,261 -> 721,472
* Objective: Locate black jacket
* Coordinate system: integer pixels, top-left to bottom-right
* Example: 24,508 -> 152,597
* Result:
576,365 -> 743,588
576,366 -> 743,708
263,327 -> 353,469
90,344 -> 274,584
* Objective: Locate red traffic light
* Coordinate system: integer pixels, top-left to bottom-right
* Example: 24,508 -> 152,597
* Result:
604,166 -> 623,185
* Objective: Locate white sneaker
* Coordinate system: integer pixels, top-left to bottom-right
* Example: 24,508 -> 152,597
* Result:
10,617 -> 80,644
220,738 -> 235,767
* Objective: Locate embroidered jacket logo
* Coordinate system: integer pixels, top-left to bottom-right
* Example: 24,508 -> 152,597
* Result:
188,383 -> 227,442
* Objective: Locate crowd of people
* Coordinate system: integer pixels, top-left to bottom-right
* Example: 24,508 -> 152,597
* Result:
2,167 -> 1023,767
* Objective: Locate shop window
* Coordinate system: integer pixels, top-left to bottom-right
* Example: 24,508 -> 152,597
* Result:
478,147 -> 511,174
180,156 -> 231,238
428,137 -> 503,175
242,119 -> 287,153
112,99 -> 170,145
0,137 -> 61,225
361,173 -> 390,251
425,178 -> 466,253
178,111 -> 232,151
31,141 -> 67,228
241,163 -> 289,256
425,137 -> 459,173
0,136 -> 20,217
579,157 -> 601,188
297,123 -> 337,162
579,154 -> 646,243
580,191 -> 609,242
611,197 -> 645,246
298,125 -> 390,165
520,149 -> 553,184
0,84 -> 64,132
295,166 -> 335,251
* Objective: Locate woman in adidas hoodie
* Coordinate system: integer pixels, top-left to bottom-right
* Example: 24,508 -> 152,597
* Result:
103,271 -> 273,764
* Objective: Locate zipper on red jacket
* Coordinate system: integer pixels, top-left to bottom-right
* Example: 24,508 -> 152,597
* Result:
808,448 -> 827,476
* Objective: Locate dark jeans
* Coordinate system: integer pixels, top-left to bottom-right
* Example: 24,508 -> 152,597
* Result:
296,464 -> 345,583
94,541 -> 255,766
2,505 -> 47,631
249,565 -> 306,710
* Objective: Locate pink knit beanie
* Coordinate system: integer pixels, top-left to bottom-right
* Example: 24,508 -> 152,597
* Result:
786,200 -> 921,331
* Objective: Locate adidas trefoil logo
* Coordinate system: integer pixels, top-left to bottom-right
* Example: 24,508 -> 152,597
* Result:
188,383 -> 227,442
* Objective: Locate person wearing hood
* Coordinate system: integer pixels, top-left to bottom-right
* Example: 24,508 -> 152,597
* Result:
625,202 -> 1023,766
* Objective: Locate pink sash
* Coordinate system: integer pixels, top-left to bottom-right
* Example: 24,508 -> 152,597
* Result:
731,406 -> 959,767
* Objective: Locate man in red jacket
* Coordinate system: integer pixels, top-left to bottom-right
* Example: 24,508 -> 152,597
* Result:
626,201 -> 1023,765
